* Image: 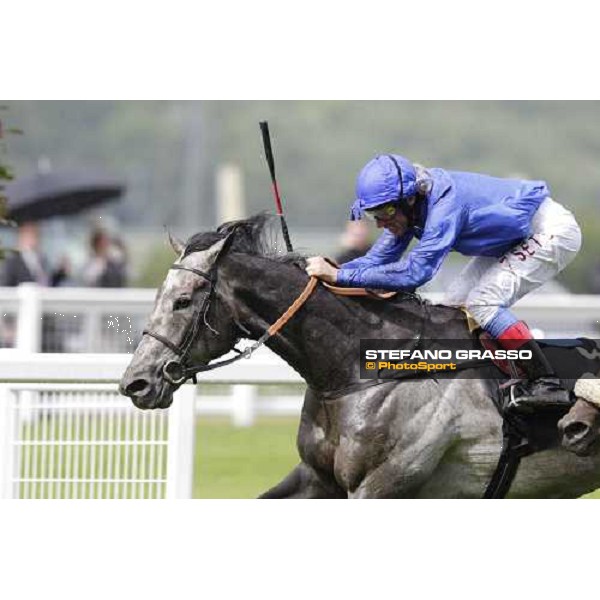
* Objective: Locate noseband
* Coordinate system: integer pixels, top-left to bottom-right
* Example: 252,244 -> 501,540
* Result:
142,238 -> 318,386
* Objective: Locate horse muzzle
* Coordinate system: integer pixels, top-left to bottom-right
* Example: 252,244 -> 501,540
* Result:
119,370 -> 174,410
558,399 -> 600,456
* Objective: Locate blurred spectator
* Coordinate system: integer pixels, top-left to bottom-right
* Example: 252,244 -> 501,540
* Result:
0,221 -> 70,350
335,219 -> 372,265
80,227 -> 127,287
0,221 -> 68,286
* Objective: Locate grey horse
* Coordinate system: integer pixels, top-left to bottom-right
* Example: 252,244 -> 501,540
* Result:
120,215 -> 600,498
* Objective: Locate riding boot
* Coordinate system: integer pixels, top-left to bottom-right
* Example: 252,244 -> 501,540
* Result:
497,321 -> 572,412
509,339 -> 572,411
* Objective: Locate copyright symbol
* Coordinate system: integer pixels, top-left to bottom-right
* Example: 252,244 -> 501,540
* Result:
365,362 -> 376,370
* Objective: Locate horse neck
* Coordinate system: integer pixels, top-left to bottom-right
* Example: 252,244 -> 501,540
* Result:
219,253 -> 469,391
219,254 -> 375,391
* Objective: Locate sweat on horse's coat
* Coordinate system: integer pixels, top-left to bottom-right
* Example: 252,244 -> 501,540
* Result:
120,214 -> 600,498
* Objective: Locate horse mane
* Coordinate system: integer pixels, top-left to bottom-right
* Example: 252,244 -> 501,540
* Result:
184,212 -> 305,266
183,212 -> 432,306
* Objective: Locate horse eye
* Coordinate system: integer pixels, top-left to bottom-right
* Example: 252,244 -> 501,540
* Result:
173,297 -> 192,311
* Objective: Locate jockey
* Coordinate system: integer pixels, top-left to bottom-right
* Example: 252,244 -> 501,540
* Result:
306,154 -> 582,411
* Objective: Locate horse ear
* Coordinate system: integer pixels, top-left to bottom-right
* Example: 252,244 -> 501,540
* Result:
167,229 -> 185,255
201,233 -> 233,264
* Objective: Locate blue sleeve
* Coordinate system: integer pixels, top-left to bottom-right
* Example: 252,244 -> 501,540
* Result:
339,229 -> 413,270
336,202 -> 465,290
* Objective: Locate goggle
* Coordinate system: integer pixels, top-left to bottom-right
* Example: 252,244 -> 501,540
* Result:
364,203 -> 399,222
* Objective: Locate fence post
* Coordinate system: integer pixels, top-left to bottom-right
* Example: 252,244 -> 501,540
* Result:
16,282 -> 42,353
0,386 -> 19,499
231,384 -> 257,427
166,384 -> 196,499
83,309 -> 103,353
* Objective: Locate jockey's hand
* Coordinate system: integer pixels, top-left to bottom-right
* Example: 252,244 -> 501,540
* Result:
305,256 -> 339,284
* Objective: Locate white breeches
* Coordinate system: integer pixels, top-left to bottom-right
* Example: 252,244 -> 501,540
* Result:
444,197 -> 582,328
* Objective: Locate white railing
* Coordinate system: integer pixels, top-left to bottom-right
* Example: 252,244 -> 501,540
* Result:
0,352 -> 302,499
0,284 -> 153,353
0,349 -> 304,426
2,284 -> 599,355
0,370 -> 197,500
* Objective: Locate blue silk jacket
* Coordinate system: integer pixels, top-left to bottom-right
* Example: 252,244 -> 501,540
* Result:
337,168 -> 549,290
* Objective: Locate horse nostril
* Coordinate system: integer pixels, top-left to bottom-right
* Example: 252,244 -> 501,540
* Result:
124,378 -> 150,396
564,421 -> 590,441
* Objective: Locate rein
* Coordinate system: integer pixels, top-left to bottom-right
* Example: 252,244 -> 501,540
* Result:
144,238 -> 425,387
322,282 -> 396,299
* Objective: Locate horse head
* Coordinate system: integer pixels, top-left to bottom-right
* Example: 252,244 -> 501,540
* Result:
119,219 -> 262,409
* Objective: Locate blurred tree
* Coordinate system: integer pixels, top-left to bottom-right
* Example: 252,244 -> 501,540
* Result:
0,105 -> 21,260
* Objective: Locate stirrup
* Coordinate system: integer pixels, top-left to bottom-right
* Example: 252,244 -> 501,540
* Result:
506,382 -> 572,413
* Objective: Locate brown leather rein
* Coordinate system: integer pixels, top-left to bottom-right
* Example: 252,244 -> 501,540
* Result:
268,278 -> 396,335
322,282 -> 396,300
158,270 -> 394,385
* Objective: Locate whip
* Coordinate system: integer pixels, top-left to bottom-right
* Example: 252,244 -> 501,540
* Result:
259,121 -> 293,252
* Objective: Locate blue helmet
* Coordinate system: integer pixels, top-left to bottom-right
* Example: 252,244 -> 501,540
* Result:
350,154 -> 418,220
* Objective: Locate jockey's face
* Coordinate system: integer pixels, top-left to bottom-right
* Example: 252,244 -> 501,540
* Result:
365,200 -> 412,237
376,210 -> 409,236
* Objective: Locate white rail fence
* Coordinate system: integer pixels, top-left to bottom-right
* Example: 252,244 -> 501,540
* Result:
2,284 -> 600,354
0,353 -> 302,499
0,284 -> 152,353
0,380 -> 196,500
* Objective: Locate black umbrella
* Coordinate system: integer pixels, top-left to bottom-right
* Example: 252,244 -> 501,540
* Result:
4,169 -> 125,222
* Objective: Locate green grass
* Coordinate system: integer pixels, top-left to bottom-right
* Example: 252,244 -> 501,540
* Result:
193,417 -> 600,499
194,417 -> 300,499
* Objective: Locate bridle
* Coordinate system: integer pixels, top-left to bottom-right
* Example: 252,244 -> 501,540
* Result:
141,229 -> 423,388
142,232 -> 318,387
142,262 -> 221,385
